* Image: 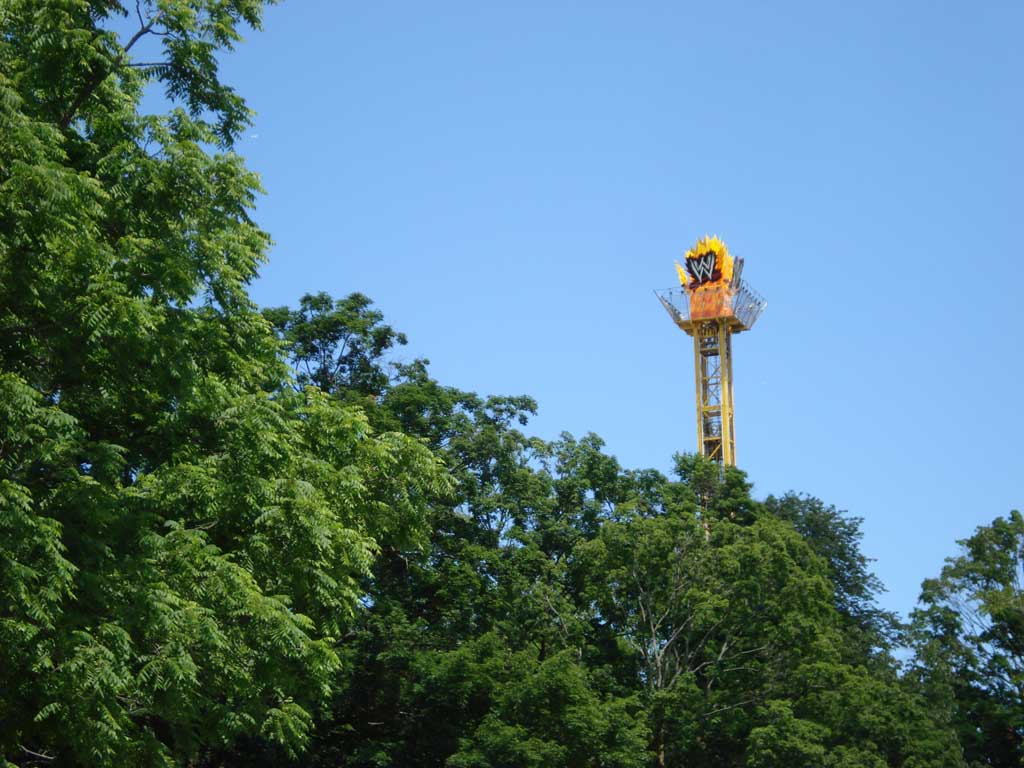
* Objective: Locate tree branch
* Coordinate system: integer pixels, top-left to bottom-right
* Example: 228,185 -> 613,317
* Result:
20,744 -> 55,761
60,10 -> 164,129
700,696 -> 758,719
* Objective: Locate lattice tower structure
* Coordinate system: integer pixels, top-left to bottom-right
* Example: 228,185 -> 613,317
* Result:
655,240 -> 766,466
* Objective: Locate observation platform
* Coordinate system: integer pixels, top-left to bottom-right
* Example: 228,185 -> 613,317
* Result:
654,281 -> 766,336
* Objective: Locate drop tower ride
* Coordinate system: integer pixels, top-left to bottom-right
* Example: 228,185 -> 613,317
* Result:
655,236 -> 767,466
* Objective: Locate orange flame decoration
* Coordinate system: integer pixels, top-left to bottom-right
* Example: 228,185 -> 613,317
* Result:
675,235 -> 735,290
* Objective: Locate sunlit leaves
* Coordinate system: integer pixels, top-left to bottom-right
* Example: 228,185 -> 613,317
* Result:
0,2 -> 445,764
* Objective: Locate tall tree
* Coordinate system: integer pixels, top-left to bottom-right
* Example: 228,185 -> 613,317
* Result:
0,3 -> 446,765
575,465 -> 832,767
574,458 -> 962,768
909,511 -> 1024,767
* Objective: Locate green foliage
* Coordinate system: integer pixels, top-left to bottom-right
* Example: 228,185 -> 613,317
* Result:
264,292 -> 408,399
763,493 -> 900,660
232,286 -> 971,768
746,701 -> 829,768
447,649 -> 649,768
0,3 -> 446,765
909,511 -> 1024,767
0,375 -> 80,741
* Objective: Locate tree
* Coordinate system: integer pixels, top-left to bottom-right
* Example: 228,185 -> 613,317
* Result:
0,3 -> 446,764
446,646 -> 649,768
264,292 -> 407,399
574,465 -> 836,767
575,457 -> 963,768
909,511 -> 1024,767
763,493 -> 900,661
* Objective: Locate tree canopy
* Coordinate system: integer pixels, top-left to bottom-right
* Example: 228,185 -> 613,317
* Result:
0,2 -> 446,763
908,511 -> 1024,767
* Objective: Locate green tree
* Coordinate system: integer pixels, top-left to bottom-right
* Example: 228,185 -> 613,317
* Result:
909,511 -> 1024,767
0,3 -> 446,764
574,461 -> 836,767
446,646 -> 649,768
257,297 -> 650,765
264,292 -> 407,399
763,493 -> 900,661
575,457 -> 963,768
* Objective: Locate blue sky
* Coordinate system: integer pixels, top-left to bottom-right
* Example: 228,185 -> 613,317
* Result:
208,1 -> 1020,619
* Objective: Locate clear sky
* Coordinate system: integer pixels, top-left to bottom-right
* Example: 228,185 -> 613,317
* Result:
208,1 -> 1021,620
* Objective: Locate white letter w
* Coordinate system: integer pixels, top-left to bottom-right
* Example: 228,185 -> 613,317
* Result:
688,253 -> 716,283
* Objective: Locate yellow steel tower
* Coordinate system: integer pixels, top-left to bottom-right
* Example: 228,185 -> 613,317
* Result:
655,236 -> 766,466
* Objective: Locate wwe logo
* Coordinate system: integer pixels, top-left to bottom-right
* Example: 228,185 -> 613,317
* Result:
686,252 -> 717,284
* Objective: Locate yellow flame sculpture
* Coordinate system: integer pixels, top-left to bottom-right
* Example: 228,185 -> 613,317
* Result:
675,234 -> 735,289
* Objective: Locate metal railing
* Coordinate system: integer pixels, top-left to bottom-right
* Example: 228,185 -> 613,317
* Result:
731,280 -> 767,330
654,287 -> 691,324
654,281 -> 767,331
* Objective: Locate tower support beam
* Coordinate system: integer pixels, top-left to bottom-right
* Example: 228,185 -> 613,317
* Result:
692,319 -> 735,465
